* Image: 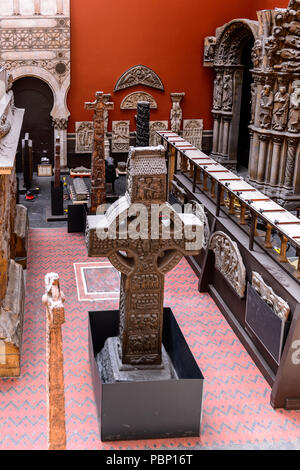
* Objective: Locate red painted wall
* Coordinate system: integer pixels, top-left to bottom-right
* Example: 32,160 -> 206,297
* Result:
67,0 -> 290,133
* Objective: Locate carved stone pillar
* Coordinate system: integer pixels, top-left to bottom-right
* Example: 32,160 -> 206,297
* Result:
56,0 -> 64,15
212,113 -> 221,154
170,93 -> 185,133
222,116 -> 231,156
13,0 -> 20,15
34,0 -> 41,15
218,118 -> 224,154
136,101 -> 150,147
284,138 -> 298,189
269,135 -> 283,186
248,130 -> 256,179
52,118 -> 68,170
257,134 -> 269,183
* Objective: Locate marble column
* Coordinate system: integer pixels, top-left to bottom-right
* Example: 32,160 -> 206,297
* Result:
284,138 -> 298,188
52,118 -> 68,170
269,136 -> 283,186
248,130 -> 256,179
256,134 -> 269,183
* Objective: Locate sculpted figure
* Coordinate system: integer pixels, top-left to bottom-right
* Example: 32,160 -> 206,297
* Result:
222,74 -> 233,111
213,75 -> 223,110
259,85 -> 274,129
288,83 -> 300,133
273,86 -> 289,131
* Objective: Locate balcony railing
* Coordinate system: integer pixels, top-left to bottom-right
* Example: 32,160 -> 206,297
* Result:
157,130 -> 300,282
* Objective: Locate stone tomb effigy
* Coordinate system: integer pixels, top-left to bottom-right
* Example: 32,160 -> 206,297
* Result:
0,67 -> 27,377
85,145 -> 205,440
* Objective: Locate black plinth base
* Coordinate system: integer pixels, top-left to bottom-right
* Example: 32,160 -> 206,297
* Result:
51,181 -> 64,216
88,308 -> 204,442
67,204 -> 87,233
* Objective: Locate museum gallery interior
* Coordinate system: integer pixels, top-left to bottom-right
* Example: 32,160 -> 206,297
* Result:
0,0 -> 299,451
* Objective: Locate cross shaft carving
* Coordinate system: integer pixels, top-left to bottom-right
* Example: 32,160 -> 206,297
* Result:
86,146 -> 203,366
84,91 -> 114,213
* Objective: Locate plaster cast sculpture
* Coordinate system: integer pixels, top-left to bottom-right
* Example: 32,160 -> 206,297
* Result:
170,93 -> 185,133
75,122 -> 94,154
114,65 -> 164,92
183,119 -> 203,150
149,121 -> 168,146
121,92 -> 157,110
85,91 -> 114,212
252,272 -> 290,321
209,231 -> 246,298
86,145 -> 204,368
136,101 -> 150,147
111,121 -> 130,153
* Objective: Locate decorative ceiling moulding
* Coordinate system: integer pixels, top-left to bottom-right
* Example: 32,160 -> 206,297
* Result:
209,231 -> 246,298
120,92 -> 158,110
114,65 -> 164,92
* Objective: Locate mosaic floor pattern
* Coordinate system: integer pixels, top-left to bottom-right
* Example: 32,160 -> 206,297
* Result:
0,228 -> 299,450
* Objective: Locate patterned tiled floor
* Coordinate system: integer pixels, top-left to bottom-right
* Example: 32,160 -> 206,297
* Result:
0,227 -> 299,450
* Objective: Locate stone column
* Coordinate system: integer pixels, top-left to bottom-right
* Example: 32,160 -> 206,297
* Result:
52,118 -> 68,170
103,93 -> 112,159
212,113 -> 221,154
222,116 -> 231,156
218,118 -> 224,154
136,101 -> 150,147
13,0 -> 20,15
56,0 -> 64,15
248,130 -> 257,179
269,135 -> 283,186
256,134 -> 269,183
34,0 -> 41,15
284,138 -> 298,189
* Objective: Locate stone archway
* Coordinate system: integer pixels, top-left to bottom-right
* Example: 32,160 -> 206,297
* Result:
208,19 -> 259,169
13,76 -> 54,172
11,66 -> 70,169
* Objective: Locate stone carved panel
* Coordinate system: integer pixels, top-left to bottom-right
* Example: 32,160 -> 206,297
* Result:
75,121 -> 93,154
149,121 -> 168,146
209,231 -> 246,298
288,81 -> 300,133
111,120 -> 130,153
203,36 -> 216,66
183,119 -> 203,150
273,86 -> 290,131
252,272 -> 290,321
114,65 -> 164,92
120,92 -> 157,110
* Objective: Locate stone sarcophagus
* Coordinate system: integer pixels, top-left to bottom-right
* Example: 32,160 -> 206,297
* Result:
0,67 -> 25,377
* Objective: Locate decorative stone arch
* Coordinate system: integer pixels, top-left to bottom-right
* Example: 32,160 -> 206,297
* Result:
11,66 -> 70,168
209,19 -> 259,169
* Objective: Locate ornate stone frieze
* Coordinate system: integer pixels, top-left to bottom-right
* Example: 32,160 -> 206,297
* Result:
75,121 -> 93,154
209,231 -> 246,298
114,65 -> 164,92
120,92 -> 157,110
252,272 -> 290,321
183,119 -> 203,149
111,120 -> 130,153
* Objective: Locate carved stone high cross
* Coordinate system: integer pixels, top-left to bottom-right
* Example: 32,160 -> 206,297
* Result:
86,146 -> 204,365
85,91 -> 114,213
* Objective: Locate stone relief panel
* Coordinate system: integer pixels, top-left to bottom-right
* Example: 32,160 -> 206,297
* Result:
170,92 -> 185,133
114,65 -> 164,92
75,121 -> 93,154
120,92 -> 157,110
209,231 -> 246,298
252,272 -> 290,321
183,119 -> 203,150
203,36 -> 216,66
149,121 -> 168,146
111,120 -> 130,153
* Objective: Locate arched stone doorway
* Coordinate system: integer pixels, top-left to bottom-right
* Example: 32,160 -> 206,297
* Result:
208,20 -> 259,170
13,77 -> 54,172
